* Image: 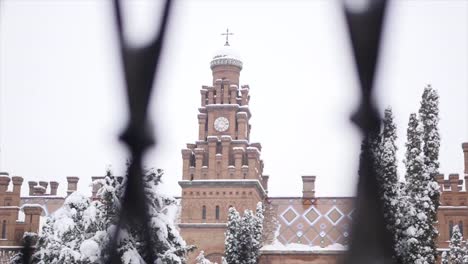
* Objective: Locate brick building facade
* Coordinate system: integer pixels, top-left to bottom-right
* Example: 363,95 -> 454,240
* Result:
178,42 -> 468,263
0,175 -> 79,246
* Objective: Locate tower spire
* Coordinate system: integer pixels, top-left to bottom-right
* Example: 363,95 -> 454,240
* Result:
221,28 -> 234,46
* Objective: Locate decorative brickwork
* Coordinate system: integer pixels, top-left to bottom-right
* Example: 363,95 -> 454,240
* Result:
179,45 -> 267,264
177,43 -> 468,264
0,173 -> 42,247
436,143 -> 468,249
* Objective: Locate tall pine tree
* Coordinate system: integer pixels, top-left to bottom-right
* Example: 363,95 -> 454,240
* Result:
442,225 -> 465,264
98,168 -> 193,263
375,107 -> 402,261
224,204 -> 264,264
419,84 -> 441,262
31,167 -> 192,264
401,113 -> 434,263
225,207 -> 241,264
32,192 -> 103,264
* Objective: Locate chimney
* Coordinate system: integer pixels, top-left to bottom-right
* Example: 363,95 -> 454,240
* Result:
11,176 -> 24,194
38,181 -> 48,192
28,181 -> 38,195
66,176 -> 79,196
302,175 -> 316,199
0,173 -> 10,193
49,181 -> 59,195
463,143 -> 468,175
33,186 -> 46,195
23,205 -> 43,233
449,174 -> 461,192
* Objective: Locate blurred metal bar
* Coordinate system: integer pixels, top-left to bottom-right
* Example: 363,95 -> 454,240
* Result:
343,0 -> 396,263
107,0 -> 173,263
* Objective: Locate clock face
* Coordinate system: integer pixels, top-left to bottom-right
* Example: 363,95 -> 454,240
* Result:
214,117 -> 229,132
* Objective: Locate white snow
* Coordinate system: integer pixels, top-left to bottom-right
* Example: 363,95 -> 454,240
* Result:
261,240 -> 348,252
79,239 -> 99,261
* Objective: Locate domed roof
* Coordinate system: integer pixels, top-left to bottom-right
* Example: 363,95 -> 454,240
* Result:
210,44 -> 243,70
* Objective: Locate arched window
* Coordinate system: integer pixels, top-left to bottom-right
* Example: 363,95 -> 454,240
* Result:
215,206 -> 220,220
1,220 -> 6,239
459,221 -> 464,236
202,206 -> 206,220
449,220 -> 454,238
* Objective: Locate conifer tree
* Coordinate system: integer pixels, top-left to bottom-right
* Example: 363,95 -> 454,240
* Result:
239,210 -> 255,263
98,168 -> 193,263
225,204 -> 264,264
447,225 -> 464,264
442,251 -> 449,264
419,85 -> 441,261
32,167 -> 192,264
401,113 -> 434,263
253,202 -> 264,260
376,108 -> 400,248
32,192 -> 103,264
225,207 -> 241,264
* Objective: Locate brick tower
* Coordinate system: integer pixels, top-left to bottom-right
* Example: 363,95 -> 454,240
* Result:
179,38 -> 268,263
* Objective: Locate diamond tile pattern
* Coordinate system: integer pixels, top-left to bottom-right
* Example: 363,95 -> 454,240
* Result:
327,207 -> 344,224
304,207 -> 320,225
275,200 -> 354,248
282,207 -> 299,225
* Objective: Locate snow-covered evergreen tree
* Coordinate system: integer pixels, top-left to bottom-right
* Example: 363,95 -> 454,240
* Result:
239,210 -> 255,263
441,225 -> 466,264
32,192 -> 103,264
32,167 -> 192,264
419,85 -> 441,262
98,167 -> 193,263
225,207 -> 241,264
442,251 -> 449,264
400,113 -> 435,264
448,225 -> 464,264
225,203 -> 264,264
375,108 -> 400,247
394,181 -> 412,262
253,202 -> 264,260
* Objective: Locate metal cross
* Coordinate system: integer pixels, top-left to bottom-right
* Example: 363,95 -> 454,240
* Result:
221,28 -> 234,46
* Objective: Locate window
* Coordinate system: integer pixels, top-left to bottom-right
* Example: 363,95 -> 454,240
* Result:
202,206 -> 206,220
1,220 -> 6,239
215,206 -> 220,220
449,220 -> 454,238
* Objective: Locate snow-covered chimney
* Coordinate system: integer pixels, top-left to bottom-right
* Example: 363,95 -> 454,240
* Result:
0,173 -> 10,193
66,176 -> 79,196
302,175 -> 316,199
28,181 -> 37,195
449,174 -> 461,192
50,181 -> 59,195
38,181 -> 48,191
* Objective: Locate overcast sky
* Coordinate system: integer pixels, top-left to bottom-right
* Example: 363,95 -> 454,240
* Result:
0,0 -> 467,198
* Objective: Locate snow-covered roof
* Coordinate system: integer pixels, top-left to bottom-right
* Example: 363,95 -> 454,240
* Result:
210,45 -> 243,70
261,241 -> 348,253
